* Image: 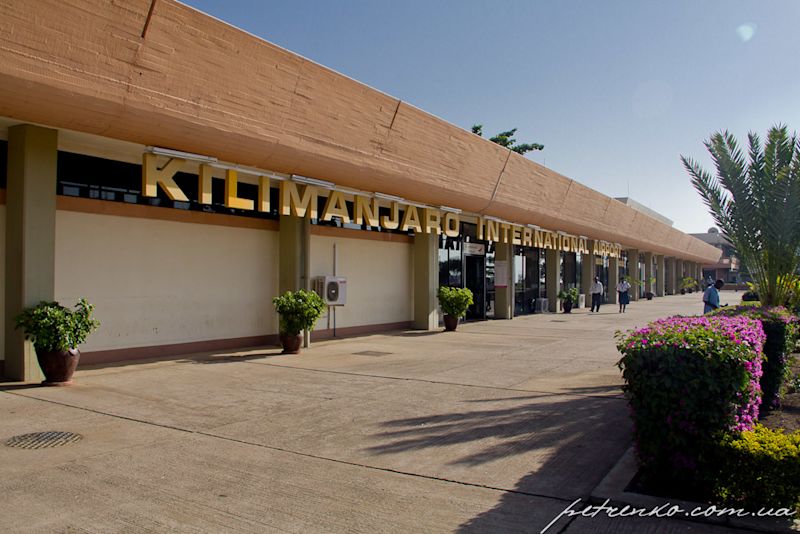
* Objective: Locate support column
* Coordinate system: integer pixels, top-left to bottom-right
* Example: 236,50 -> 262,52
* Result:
665,257 -> 676,295
413,233 -> 439,330
627,249 -> 640,301
644,252 -> 653,297
494,242 -> 513,319
279,214 -> 311,345
546,248 -> 560,312
655,255 -> 665,297
608,256 -> 619,304
278,215 -> 309,294
5,124 -> 58,381
580,253 -> 592,308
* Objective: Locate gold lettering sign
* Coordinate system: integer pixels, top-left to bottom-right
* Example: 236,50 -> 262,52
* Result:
280,181 -> 318,219
142,153 -> 620,251
225,169 -> 254,211
321,190 -> 351,223
142,153 -> 189,201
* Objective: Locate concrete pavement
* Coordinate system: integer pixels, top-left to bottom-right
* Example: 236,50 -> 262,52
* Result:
0,292 -> 769,532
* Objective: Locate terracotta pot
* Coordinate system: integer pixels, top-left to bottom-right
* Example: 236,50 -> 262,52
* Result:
279,333 -> 303,354
443,314 -> 459,331
36,348 -> 80,386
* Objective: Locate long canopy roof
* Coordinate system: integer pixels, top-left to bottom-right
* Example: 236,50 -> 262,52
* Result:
0,0 -> 720,263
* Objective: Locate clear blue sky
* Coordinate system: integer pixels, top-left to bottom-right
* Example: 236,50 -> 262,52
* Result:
183,0 -> 800,233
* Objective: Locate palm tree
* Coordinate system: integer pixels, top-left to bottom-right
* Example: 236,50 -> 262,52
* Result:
681,125 -> 800,306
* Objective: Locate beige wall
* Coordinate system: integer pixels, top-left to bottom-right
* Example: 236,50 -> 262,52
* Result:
54,211 -> 278,352
310,235 -> 413,330
0,205 -> 5,360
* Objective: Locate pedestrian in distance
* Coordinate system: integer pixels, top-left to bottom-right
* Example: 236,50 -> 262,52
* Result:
616,278 -> 631,313
590,276 -> 604,313
703,279 -> 725,314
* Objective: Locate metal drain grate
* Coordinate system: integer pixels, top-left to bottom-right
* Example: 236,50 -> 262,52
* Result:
352,350 -> 393,357
5,431 -> 82,449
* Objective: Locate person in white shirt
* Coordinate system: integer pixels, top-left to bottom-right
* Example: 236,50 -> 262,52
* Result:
590,276 -> 604,313
616,279 -> 631,313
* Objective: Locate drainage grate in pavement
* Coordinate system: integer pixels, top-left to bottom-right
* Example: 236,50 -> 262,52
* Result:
550,320 -> 567,323
5,431 -> 83,449
352,350 -> 393,357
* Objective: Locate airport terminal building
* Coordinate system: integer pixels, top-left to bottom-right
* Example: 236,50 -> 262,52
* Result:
0,0 -> 720,380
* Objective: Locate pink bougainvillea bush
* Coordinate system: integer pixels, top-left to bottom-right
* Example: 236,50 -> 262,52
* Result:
616,315 -> 765,494
709,305 -> 799,408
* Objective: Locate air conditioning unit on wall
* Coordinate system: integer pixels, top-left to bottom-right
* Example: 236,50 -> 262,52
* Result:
314,276 -> 347,306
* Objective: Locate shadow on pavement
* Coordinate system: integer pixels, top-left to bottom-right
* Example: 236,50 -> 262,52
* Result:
365,387 -> 633,531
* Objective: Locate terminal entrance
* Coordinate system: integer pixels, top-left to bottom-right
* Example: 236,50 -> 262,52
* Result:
465,253 -> 486,320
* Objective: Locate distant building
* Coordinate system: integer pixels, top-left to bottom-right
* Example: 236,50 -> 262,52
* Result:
690,228 -> 743,284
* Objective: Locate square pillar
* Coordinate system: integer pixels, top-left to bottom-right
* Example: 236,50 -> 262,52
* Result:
279,215 -> 311,345
5,124 -> 58,382
644,252 -> 653,297
546,248 -> 560,312
494,242 -> 513,319
627,249 -> 640,300
580,253 -> 592,308
665,257 -> 676,295
608,256 -> 619,304
413,232 -> 439,330
278,215 -> 310,294
655,255 -> 665,297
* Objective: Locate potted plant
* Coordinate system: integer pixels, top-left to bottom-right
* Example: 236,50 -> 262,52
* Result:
437,286 -> 474,331
272,290 -> 326,354
557,287 -> 580,313
646,277 -> 656,300
680,277 -> 697,295
14,299 -> 100,386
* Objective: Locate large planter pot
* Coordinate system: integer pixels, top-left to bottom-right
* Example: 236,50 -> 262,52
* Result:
36,348 -> 80,386
563,300 -> 574,313
646,292 -> 654,300
279,333 -> 303,354
680,289 -> 686,295
443,314 -> 459,331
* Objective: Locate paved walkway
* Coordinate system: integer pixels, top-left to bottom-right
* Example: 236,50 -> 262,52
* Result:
0,292 -> 770,532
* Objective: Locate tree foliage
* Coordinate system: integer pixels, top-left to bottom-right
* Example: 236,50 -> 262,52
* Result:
682,125 -> 800,306
472,124 -> 544,154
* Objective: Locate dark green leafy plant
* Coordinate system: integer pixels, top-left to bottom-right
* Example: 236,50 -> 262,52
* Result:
682,125 -> 800,306
14,299 -> 100,352
272,290 -> 326,336
437,286 -> 474,318
557,287 -> 579,305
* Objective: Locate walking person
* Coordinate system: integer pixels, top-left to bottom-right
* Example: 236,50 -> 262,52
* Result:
590,276 -> 604,313
617,278 -> 631,313
703,279 -> 725,314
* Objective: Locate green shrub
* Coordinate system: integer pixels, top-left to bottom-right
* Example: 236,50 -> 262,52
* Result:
14,299 -> 100,352
710,305 -> 799,408
437,286 -> 474,318
680,277 -> 698,291
272,290 -> 326,336
616,315 -> 765,494
742,291 -> 760,302
711,424 -> 800,512
557,287 -> 579,305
